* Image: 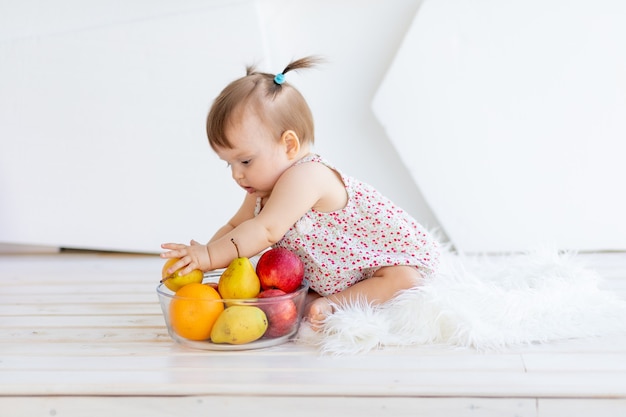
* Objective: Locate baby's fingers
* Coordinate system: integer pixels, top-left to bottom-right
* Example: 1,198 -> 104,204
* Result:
170,255 -> 201,276
160,243 -> 188,259
163,256 -> 193,276
178,263 -> 199,276
161,242 -> 187,252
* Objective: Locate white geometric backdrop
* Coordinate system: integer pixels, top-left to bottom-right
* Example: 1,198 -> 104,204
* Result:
0,1 -> 263,252
0,0 -> 433,253
2,0 -> 625,254
373,0 -> 626,253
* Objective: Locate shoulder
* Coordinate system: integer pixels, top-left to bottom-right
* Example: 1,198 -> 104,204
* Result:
277,154 -> 347,213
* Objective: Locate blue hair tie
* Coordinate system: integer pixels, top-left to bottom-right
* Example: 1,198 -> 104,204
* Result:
274,73 -> 285,85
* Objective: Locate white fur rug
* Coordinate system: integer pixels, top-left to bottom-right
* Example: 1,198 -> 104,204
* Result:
295,248 -> 626,355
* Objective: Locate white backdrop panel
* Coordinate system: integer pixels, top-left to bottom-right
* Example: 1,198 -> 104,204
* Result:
0,1 -> 263,252
2,0 -> 443,254
373,0 -> 626,253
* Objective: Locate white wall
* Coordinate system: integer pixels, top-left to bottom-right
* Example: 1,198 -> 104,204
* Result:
0,0 -> 437,253
374,0 -> 626,253
3,0 -> 624,254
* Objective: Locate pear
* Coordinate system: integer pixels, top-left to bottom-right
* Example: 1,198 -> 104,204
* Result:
210,305 -> 268,344
218,239 -> 261,299
161,258 -> 204,292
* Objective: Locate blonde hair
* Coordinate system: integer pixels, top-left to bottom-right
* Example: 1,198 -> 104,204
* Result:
206,56 -> 322,151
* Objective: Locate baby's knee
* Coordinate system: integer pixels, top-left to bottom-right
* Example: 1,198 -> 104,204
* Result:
377,265 -> 424,289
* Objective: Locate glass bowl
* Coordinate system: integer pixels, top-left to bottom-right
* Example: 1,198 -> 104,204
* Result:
156,271 -> 309,351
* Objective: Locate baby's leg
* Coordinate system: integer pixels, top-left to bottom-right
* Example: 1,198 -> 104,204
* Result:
304,265 -> 424,331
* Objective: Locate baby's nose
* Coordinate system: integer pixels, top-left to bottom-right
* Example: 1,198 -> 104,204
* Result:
231,167 -> 243,181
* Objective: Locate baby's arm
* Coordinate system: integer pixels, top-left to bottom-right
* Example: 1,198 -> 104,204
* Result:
161,161 -> 343,276
160,193 -> 257,273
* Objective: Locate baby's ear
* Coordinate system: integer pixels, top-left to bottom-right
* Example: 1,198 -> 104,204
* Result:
281,130 -> 301,159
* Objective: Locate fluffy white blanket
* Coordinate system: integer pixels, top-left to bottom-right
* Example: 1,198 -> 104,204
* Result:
295,247 -> 626,355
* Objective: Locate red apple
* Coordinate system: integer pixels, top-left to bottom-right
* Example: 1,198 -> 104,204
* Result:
256,247 -> 304,293
258,289 -> 298,338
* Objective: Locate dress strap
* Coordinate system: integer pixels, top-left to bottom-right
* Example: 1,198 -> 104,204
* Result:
293,153 -> 321,166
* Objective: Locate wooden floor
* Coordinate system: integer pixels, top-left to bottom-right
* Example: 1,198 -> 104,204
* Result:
1,251 -> 626,416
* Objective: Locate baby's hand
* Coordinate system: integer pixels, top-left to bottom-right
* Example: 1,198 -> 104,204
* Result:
160,240 -> 210,276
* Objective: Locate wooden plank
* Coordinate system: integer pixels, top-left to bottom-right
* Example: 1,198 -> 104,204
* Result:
1,369 -> 625,398
4,335 -> 619,357
522,353 -> 626,371
539,399 -> 626,417
0,302 -> 162,315
0,396 -> 538,417
510,334 -> 626,354
0,327 -> 170,343
0,341 -> 184,356
0,293 -> 161,303
1,314 -> 166,327
0,351 -> 525,372
1,283 -> 161,294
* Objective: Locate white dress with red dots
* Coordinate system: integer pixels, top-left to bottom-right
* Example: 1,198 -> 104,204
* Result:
255,154 -> 440,297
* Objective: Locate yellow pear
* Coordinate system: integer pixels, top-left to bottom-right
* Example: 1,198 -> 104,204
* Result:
210,305 -> 268,344
218,239 -> 260,299
161,258 -> 204,292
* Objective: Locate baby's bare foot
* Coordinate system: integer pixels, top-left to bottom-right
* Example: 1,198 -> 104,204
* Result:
306,297 -> 334,331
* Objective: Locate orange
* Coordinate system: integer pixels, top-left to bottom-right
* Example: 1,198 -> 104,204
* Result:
169,283 -> 224,341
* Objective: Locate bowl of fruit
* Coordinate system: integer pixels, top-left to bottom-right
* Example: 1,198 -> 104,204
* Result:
157,245 -> 309,351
